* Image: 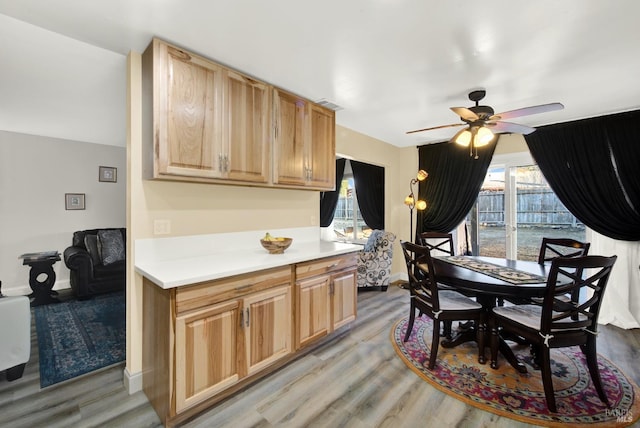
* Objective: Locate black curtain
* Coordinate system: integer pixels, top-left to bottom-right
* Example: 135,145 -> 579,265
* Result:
525,111 -> 640,241
319,158 -> 346,227
416,140 -> 497,239
351,160 -> 385,230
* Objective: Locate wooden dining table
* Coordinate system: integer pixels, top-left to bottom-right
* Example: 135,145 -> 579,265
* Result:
425,255 -> 552,373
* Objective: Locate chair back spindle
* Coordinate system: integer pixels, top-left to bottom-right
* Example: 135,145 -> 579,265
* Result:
538,238 -> 590,265
418,232 -> 454,257
541,255 -> 616,335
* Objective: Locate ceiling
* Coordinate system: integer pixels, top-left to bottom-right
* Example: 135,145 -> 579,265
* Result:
2,1 -> 640,148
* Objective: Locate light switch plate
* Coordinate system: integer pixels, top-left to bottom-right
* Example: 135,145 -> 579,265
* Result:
153,219 -> 171,235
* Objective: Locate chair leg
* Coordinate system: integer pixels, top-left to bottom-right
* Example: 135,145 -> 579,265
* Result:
540,347 -> 557,413
584,337 -> 610,407
489,318 -> 499,369
428,319 -> 441,369
6,363 -> 26,381
404,304 -> 416,342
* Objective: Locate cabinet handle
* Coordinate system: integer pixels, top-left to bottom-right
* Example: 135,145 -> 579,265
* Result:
328,263 -> 339,269
218,153 -> 223,172
240,310 -> 244,327
245,308 -> 250,327
225,155 -> 230,172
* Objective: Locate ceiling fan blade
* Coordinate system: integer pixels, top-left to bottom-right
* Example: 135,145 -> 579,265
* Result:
451,107 -> 478,121
490,102 -> 564,120
487,121 -> 537,135
406,123 -> 464,134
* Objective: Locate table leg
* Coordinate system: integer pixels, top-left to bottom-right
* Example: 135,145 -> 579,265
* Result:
441,322 -> 476,348
498,338 -> 528,373
489,322 -> 528,373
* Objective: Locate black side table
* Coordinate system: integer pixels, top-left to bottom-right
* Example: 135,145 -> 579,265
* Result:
19,251 -> 61,306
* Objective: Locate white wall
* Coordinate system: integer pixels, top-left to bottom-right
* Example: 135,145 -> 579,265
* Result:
0,131 -> 126,295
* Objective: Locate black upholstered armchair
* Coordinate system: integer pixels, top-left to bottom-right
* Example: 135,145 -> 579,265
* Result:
63,228 -> 126,299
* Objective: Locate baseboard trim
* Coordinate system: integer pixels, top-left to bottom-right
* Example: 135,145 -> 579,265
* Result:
124,367 -> 143,394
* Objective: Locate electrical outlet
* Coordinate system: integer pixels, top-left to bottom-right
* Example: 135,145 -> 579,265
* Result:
153,219 -> 171,235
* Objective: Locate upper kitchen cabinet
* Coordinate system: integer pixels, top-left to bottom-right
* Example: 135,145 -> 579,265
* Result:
143,38 -> 334,190
143,39 -> 270,184
273,89 -> 336,191
225,70 -> 270,183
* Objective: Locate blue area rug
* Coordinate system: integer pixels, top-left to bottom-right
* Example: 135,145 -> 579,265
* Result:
34,291 -> 125,388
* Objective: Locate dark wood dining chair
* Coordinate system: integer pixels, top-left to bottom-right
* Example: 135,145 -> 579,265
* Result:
504,237 -> 591,307
490,255 -> 617,412
419,231 -> 481,335
417,231 -> 459,336
400,241 -> 485,369
418,232 -> 454,256
538,237 -> 590,264
534,237 -> 591,306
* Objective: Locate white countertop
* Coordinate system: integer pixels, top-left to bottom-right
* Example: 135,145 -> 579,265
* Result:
135,227 -> 361,289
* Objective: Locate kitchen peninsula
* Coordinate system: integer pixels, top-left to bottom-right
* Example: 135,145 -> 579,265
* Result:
136,227 -> 361,426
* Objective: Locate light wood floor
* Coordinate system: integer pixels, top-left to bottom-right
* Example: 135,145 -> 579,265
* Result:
1,285 -> 638,428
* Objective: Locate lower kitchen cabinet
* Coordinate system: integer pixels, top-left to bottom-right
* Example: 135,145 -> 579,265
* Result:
330,268 -> 357,330
295,254 -> 357,349
143,253 -> 356,426
174,283 -> 292,412
242,285 -> 292,376
175,299 -> 241,412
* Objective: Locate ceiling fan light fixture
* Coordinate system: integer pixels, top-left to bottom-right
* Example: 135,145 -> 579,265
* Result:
474,126 -> 494,147
453,128 -> 472,146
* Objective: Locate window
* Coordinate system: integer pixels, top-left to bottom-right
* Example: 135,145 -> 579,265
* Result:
321,159 -> 384,243
332,173 -> 370,241
469,153 -> 585,260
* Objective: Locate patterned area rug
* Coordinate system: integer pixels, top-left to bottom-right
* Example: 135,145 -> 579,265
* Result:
391,316 -> 640,427
438,256 -> 547,284
34,291 -> 125,388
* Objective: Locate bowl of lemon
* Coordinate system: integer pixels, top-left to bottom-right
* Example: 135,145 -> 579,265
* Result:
260,233 -> 293,254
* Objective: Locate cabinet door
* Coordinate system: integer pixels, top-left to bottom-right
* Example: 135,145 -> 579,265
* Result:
242,284 -> 292,376
307,103 -> 336,190
331,269 -> 357,331
175,300 -> 241,412
157,43 -> 224,178
296,275 -> 331,349
273,89 -> 309,186
225,70 -> 271,183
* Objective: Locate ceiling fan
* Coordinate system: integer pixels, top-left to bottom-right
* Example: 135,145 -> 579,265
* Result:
406,90 -> 564,158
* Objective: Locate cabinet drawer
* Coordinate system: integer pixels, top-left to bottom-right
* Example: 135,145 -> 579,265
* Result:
295,253 -> 357,281
176,266 -> 292,315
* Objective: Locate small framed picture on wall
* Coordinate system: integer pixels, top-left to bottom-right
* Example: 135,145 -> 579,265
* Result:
65,193 -> 86,210
99,166 -> 117,183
